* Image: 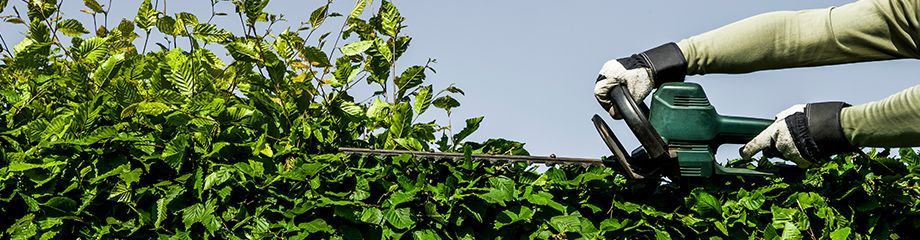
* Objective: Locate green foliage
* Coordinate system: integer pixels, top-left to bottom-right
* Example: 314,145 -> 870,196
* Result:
1,1 -> 920,239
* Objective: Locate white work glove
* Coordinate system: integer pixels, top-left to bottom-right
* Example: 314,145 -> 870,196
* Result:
740,102 -> 856,168
594,43 -> 688,119
594,60 -> 654,117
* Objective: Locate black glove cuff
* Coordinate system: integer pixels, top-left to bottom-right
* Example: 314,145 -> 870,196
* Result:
786,102 -> 856,162
616,42 -> 688,88
785,113 -> 822,161
805,102 -> 856,156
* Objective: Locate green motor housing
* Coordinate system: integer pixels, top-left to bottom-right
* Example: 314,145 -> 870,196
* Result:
649,82 -> 773,177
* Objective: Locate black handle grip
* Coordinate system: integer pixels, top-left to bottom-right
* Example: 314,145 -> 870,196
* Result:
608,85 -> 669,161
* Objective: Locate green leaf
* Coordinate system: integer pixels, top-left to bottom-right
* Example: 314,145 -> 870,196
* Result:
412,229 -> 440,240
194,24 -> 233,44
154,198 -> 168,228
655,230 -> 672,240
157,15 -> 178,36
477,177 -> 515,206
92,53 -> 125,86
525,191 -> 565,213
830,227 -> 851,240
341,101 -> 364,116
0,0 -> 8,14
495,206 -> 534,229
414,85 -> 433,115
396,65 -> 425,93
379,1 -> 403,37
453,116 -> 483,144
135,0 -> 157,30
340,40 -> 373,56
374,38 -> 392,62
349,0 -> 367,19
6,214 -> 37,240
8,161 -> 65,172
387,191 -> 416,207
360,208 -> 384,225
74,37 -> 108,63
366,98 -> 389,119
162,134 -> 190,171
780,222 -> 802,240
691,189 -> 723,219
309,4 -> 329,27
134,102 -> 173,116
433,95 -> 460,114
203,168 -> 231,192
58,19 -> 89,36
301,219 -> 333,233
384,208 -> 416,229
548,215 -> 581,233
301,46 -> 330,67
83,0 -> 105,13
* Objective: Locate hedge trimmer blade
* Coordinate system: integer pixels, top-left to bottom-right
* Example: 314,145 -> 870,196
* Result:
339,147 -> 614,167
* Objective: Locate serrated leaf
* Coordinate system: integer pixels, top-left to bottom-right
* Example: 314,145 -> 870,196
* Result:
135,0 -> 157,30
691,189 -> 723,218
58,19 -> 89,36
396,65 -> 425,92
162,134 -> 189,171
349,0 -> 367,19
134,102 -> 172,116
155,198 -> 168,228
374,38 -> 392,62
8,161 -> 66,172
379,1 -> 402,37
194,24 -> 232,44
341,101 -> 363,116
360,208 -> 384,225
309,4 -> 329,27
414,85 -> 432,115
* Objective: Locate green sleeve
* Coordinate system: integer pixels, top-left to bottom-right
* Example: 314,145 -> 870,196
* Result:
842,85 -> 920,147
675,0 -> 920,147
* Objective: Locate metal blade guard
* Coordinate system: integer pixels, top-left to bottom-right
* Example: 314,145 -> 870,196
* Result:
594,82 -> 797,179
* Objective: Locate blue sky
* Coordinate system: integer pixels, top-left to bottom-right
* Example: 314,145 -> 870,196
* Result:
2,1 -> 917,162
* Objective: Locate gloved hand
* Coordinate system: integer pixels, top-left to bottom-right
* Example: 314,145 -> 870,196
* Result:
740,102 -> 856,168
595,43 -> 688,118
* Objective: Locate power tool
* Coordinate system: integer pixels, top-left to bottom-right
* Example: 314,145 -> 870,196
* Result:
340,82 -> 800,180
593,82 -> 801,180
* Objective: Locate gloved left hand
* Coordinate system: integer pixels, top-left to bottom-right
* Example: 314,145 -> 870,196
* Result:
740,102 -> 856,168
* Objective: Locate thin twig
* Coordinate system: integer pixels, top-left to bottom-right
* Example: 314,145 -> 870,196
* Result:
0,33 -> 13,58
104,0 -> 113,29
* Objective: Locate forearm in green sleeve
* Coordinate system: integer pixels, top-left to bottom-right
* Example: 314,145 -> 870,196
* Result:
676,0 -> 920,75
841,85 -> 920,147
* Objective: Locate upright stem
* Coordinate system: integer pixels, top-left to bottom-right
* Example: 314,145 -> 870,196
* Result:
104,0 -> 112,29
142,30 -> 151,53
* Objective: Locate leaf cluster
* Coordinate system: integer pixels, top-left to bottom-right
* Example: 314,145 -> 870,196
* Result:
1,1 -> 920,239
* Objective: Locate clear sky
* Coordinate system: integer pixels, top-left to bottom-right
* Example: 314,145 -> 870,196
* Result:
2,1 -> 918,162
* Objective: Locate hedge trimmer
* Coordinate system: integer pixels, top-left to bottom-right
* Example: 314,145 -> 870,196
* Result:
341,82 -> 802,180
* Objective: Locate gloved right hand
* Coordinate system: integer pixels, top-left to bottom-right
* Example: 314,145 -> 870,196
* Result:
594,43 -> 688,118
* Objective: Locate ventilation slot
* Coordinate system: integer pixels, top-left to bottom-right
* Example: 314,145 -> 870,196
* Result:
680,166 -> 702,175
669,142 -> 709,151
673,96 -> 711,107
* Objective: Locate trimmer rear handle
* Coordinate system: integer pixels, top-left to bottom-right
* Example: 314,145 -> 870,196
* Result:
607,85 -> 669,162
